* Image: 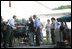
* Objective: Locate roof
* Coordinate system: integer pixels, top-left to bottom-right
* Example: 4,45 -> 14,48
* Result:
37,9 -> 71,16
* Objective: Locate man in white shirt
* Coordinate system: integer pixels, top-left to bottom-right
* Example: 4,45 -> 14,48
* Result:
7,16 -> 16,29
7,15 -> 17,47
51,17 -> 56,44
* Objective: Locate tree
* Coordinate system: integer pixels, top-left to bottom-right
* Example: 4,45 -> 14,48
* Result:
15,19 -> 20,22
53,5 -> 71,10
22,18 -> 26,24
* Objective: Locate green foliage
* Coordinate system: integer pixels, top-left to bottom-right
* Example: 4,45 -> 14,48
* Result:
15,19 -> 20,22
22,18 -> 26,24
53,5 -> 71,10
15,18 -> 27,24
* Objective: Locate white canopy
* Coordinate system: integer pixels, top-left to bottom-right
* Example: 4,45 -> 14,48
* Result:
1,1 -> 71,21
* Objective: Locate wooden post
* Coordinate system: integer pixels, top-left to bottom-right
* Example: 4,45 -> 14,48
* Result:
9,1 -> 11,7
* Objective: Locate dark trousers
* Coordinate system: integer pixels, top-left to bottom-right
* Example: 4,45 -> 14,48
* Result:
1,32 -> 3,42
3,26 -> 14,47
51,29 -> 56,44
35,27 -> 40,46
3,30 -> 8,47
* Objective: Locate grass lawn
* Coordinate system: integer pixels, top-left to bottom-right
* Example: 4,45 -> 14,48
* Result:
13,37 -> 52,45
42,38 -> 52,45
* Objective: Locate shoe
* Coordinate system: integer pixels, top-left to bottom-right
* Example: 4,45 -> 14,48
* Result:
2,44 -> 7,48
40,42 -> 43,44
9,45 -> 13,47
30,45 -> 34,46
3,46 -> 7,48
35,45 -> 40,46
52,43 -> 56,45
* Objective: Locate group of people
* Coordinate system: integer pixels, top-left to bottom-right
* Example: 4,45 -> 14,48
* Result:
26,15 -> 43,46
27,15 -> 69,46
1,14 -> 69,48
45,18 -> 56,44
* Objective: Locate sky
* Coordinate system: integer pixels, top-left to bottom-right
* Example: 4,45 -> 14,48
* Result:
1,1 -> 71,21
